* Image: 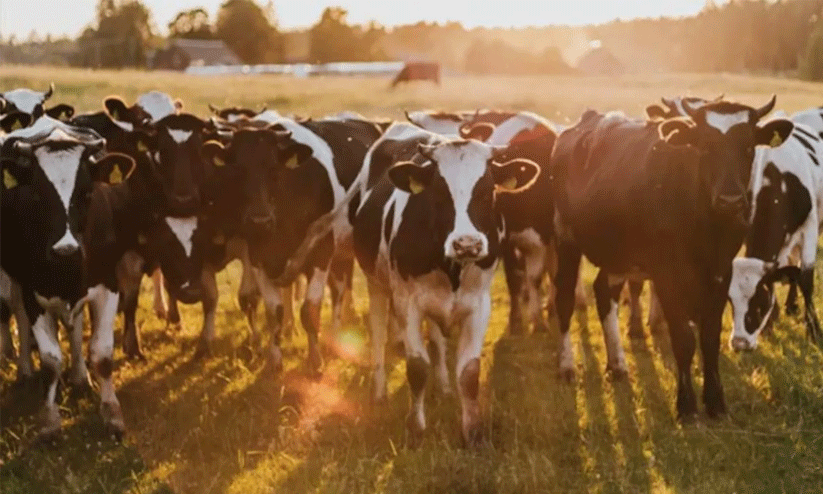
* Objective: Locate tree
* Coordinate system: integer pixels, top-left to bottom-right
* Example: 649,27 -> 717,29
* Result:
216,0 -> 281,63
78,0 -> 153,68
801,11 -> 823,81
169,8 -> 214,39
309,7 -> 386,63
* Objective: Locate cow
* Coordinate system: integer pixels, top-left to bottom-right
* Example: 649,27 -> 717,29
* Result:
405,110 -> 480,136
200,116 -> 385,374
645,95 -> 724,122
1,116 -> 135,439
728,120 -> 822,350
550,96 -> 793,421
351,122 -> 539,445
457,110 -> 590,335
391,62 -> 440,88
786,106 -> 823,135
208,103 -> 264,123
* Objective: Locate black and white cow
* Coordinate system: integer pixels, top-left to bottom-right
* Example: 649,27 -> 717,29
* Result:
457,110 -> 591,335
728,119 -> 822,350
550,97 -> 793,420
352,122 -> 539,445
200,115 -> 385,373
1,116 -> 135,438
405,110 -> 477,136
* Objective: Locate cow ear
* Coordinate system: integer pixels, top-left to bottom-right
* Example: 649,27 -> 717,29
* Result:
278,142 -> 313,170
645,104 -> 667,121
660,119 -> 696,146
104,96 -> 131,123
491,158 -> 540,192
756,119 -> 794,147
90,153 -> 136,184
202,140 -> 228,168
45,104 -> 75,122
461,122 -> 494,142
388,161 -> 435,194
0,112 -> 32,133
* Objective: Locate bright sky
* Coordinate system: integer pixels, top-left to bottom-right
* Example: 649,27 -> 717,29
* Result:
0,0 -> 711,39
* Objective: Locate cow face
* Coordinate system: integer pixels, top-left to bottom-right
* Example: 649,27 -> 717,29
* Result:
0,84 -> 54,117
660,96 -> 794,226
389,141 -> 539,262
201,128 -> 310,240
1,127 -> 134,261
729,258 -> 799,351
140,114 -> 212,216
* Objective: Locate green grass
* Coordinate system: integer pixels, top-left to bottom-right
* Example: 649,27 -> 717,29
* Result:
1,66 -> 823,493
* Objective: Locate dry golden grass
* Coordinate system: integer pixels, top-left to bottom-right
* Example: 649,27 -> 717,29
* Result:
1,65 -> 822,494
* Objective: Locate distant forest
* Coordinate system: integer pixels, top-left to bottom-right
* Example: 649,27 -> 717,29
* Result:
2,0 -> 823,80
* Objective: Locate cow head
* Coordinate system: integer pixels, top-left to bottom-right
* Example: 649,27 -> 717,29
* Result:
405,110 -> 471,135
389,140 -> 539,262
138,113 -> 214,216
1,124 -> 134,261
208,104 -> 261,123
729,258 -> 799,351
646,94 -> 723,121
201,127 -> 309,240
0,83 -> 54,117
105,91 -> 182,129
659,95 -> 793,227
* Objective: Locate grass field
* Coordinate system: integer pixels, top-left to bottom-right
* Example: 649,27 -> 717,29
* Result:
1,65 -> 823,494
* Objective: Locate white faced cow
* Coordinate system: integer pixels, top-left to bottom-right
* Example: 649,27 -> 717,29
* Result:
729,119 -> 823,350
352,123 -> 539,446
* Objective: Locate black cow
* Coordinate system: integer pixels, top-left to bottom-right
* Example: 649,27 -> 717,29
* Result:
550,97 -> 793,420
1,116 -> 135,438
201,116 -> 384,375
352,122 -> 539,445
391,62 -> 441,88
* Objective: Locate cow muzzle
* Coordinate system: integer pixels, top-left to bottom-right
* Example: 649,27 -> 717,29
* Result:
730,335 -> 756,352
447,235 -> 487,262
52,231 -> 80,256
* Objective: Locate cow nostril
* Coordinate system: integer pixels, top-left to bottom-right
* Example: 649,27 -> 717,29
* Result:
731,336 -> 754,352
451,236 -> 484,258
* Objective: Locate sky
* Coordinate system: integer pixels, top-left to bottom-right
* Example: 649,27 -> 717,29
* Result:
0,0 -> 711,39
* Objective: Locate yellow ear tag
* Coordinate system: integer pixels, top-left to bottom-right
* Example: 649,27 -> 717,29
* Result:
3,169 -> 18,189
770,131 -> 782,147
284,155 -> 299,169
501,177 -> 518,190
11,119 -> 23,131
137,140 -> 148,153
213,155 -> 225,167
137,233 -> 147,245
408,176 -> 425,194
213,234 -> 226,245
109,167 -> 123,184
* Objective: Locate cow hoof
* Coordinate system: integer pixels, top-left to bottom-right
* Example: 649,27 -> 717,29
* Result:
462,423 -> 484,449
607,365 -> 629,380
677,411 -> 698,425
69,380 -> 93,400
100,401 -> 125,440
193,340 -> 212,360
37,406 -> 62,442
124,346 -> 146,361
785,303 -> 799,317
405,414 -> 425,448
558,367 -> 576,383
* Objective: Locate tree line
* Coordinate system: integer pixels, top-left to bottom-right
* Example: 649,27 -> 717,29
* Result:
2,0 -> 823,80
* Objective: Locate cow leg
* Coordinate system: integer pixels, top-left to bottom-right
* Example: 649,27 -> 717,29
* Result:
574,265 -> 588,311
799,221 -> 822,343
12,287 -> 33,383
166,293 -> 181,326
151,268 -> 167,320
327,258 -> 350,348
428,320 -> 452,396
301,267 -> 328,377
593,271 -> 629,378
699,274 -> 729,419
555,242 -> 582,381
397,297 -> 427,444
24,293 -> 62,440
329,254 -> 357,325
502,241 -> 526,335
117,251 -> 145,360
525,243 -> 549,333
784,280 -> 799,316
456,291 -> 491,447
68,310 -> 91,391
627,280 -> 645,339
654,276 -> 698,421
0,301 -> 14,361
87,284 -> 125,438
195,266 -> 219,359
647,283 -> 665,333
281,283 -> 297,340
253,270 -> 285,372
367,279 -> 390,402
237,247 -> 261,348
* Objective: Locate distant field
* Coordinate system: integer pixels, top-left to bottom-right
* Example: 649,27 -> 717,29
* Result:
1,65 -> 822,494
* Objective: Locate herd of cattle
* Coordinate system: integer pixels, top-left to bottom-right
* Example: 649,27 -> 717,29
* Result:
1,84 -> 822,447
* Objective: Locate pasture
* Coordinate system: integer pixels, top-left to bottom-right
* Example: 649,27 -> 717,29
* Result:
1,65 -> 823,494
